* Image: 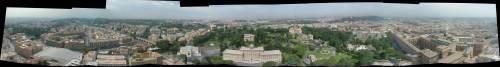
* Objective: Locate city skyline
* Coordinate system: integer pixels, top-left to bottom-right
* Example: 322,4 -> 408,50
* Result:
2,0 -> 498,66
2,16 -> 498,66
6,0 -> 497,19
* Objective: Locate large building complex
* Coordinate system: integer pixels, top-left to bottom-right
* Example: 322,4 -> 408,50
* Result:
129,51 -> 162,65
222,46 -> 282,64
392,30 -> 495,64
437,51 -> 465,63
42,25 -> 134,49
420,49 -> 438,64
2,16 -> 497,66
11,33 -> 43,58
96,55 -> 128,66
392,33 -> 421,54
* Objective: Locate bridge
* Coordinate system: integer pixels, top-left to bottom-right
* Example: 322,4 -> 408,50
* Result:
136,37 -> 156,45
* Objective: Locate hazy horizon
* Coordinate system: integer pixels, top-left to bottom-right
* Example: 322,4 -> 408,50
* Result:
6,0 -> 497,20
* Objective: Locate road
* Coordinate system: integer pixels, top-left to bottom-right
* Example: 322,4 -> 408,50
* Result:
2,37 -> 15,52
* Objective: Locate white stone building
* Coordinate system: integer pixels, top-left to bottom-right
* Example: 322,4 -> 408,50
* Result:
289,24 -> 302,34
222,47 -> 282,64
177,46 -> 202,58
243,34 -> 255,42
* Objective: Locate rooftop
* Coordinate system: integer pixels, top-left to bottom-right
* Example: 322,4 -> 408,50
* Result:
34,47 -> 83,65
162,58 -> 185,65
437,51 -> 464,63
244,34 -> 255,37
97,55 -> 126,60
223,50 -> 242,54
436,45 -> 450,50
421,49 -> 438,57
263,50 -> 282,55
96,59 -> 127,65
240,47 -> 264,51
372,60 -> 394,66
83,51 -> 97,60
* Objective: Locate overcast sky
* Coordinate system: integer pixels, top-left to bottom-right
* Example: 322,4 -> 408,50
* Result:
6,0 -> 497,19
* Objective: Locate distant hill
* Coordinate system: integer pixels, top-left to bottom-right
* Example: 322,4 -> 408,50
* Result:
4,17 -> 56,24
329,16 -> 385,23
267,19 -> 321,24
48,18 -> 175,26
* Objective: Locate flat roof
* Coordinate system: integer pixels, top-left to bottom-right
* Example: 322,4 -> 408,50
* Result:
372,60 -> 394,66
223,50 -> 242,54
393,33 -> 422,53
96,59 -> 127,64
263,50 -> 282,55
438,51 -> 464,63
244,34 -> 255,36
421,49 -> 438,57
97,55 -> 126,60
240,47 -> 264,51
436,45 -> 449,50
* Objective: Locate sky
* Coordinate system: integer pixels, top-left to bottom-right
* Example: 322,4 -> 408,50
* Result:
5,0 -> 497,19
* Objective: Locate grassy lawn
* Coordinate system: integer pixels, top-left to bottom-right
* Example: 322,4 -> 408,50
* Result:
308,46 -> 336,60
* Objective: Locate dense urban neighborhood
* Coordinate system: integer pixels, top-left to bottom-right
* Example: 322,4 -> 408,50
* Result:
1,16 -> 498,66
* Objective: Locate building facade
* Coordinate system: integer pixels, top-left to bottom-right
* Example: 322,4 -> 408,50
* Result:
420,49 -> 438,64
222,47 -> 282,64
392,33 -> 421,54
129,51 -> 162,65
416,37 -> 438,51
243,34 -> 255,42
177,46 -> 202,58
437,51 -> 464,64
96,55 -> 128,66
82,51 -> 97,65
13,33 -> 43,58
289,24 -> 302,34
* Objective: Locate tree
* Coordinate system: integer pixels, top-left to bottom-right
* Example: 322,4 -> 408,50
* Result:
293,45 -> 307,57
38,60 -> 49,65
223,60 -> 234,65
178,54 -> 188,64
142,27 -> 151,38
312,53 -> 357,66
301,27 -> 353,52
191,58 -> 202,64
197,58 -> 210,65
337,58 -> 358,67
207,56 -> 224,64
263,61 -> 277,67
10,26 -> 49,39
154,40 -> 183,53
356,50 -> 375,66
80,47 -> 93,53
153,40 -> 169,53
283,53 -> 302,65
